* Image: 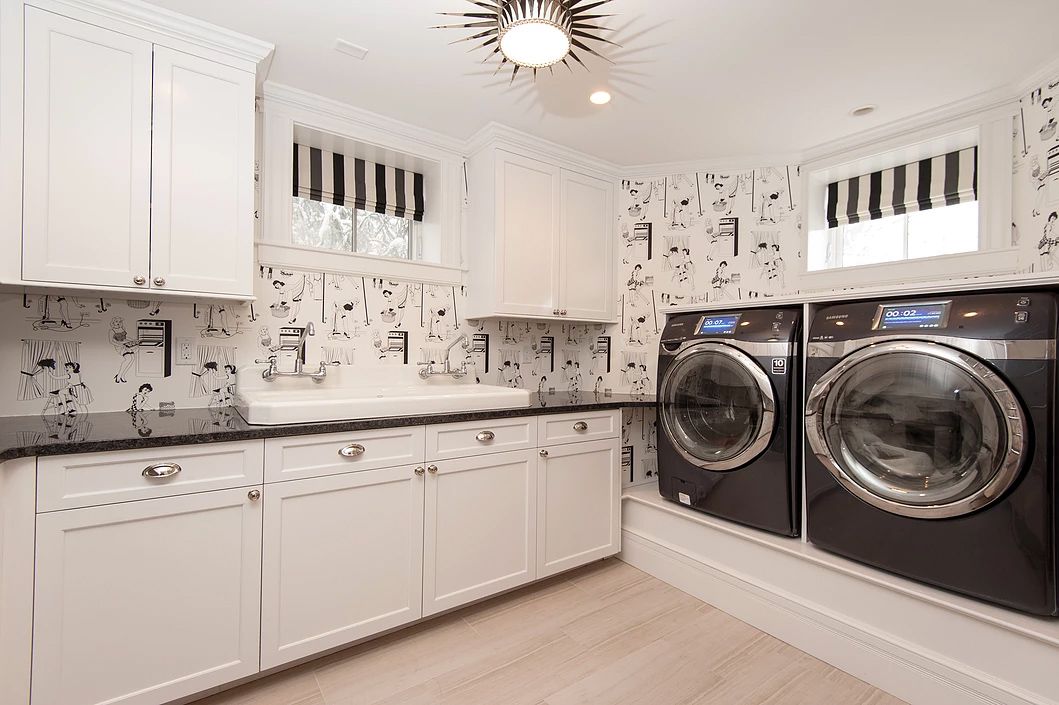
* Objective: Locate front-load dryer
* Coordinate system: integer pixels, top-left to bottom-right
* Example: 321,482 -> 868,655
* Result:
805,292 -> 1058,616
657,307 -> 802,537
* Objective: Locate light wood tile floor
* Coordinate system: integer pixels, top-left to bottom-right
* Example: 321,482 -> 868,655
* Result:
190,559 -> 906,705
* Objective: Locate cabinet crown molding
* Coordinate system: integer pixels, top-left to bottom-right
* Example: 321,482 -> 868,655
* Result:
26,0 -> 275,67
466,122 -> 621,180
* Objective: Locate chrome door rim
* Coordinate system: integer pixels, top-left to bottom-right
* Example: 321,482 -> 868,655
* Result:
659,342 -> 777,472
805,340 -> 1028,519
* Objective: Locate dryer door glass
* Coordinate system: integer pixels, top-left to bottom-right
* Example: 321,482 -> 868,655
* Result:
813,344 -> 1025,518
660,345 -> 776,471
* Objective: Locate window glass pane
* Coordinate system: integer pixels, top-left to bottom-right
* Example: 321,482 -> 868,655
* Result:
840,216 -> 906,267
356,211 -> 411,260
807,229 -> 833,271
906,201 -> 979,259
291,197 -> 353,252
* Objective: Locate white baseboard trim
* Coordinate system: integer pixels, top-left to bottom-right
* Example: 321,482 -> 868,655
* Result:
619,529 -> 1055,705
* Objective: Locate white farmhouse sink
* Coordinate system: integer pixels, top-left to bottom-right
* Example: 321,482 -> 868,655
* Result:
233,365 -> 532,425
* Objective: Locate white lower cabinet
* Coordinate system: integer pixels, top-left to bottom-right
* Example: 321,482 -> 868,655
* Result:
19,413 -> 622,705
260,466 -> 425,670
537,438 -> 621,578
31,487 -> 263,705
423,449 -> 538,616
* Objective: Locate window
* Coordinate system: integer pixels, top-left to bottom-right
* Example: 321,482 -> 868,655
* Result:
808,201 -> 979,271
291,197 -> 421,260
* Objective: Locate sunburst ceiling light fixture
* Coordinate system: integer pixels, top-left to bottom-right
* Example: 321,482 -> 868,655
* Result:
435,0 -> 618,81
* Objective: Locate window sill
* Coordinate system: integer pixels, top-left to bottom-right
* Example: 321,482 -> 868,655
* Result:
799,247 -> 1021,292
255,242 -> 465,286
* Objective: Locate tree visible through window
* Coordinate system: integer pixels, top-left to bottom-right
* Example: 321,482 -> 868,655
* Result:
291,197 -> 416,260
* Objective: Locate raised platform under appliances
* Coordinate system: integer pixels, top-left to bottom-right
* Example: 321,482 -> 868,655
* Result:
804,292 -> 1058,616
656,307 -> 802,536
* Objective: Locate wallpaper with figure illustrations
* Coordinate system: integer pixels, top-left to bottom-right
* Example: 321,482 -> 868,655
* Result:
1013,71 -> 1059,270
0,268 -> 611,418
611,165 -> 805,393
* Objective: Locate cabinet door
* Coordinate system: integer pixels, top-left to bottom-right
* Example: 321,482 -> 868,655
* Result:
495,151 -> 561,318
537,439 -> 620,578
32,487 -> 262,705
559,169 -> 615,322
260,466 -> 425,670
22,7 -> 152,289
423,449 -> 537,616
150,47 -> 255,296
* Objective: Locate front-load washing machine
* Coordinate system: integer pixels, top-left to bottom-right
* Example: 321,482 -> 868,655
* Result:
657,307 -> 801,537
805,292 -> 1058,615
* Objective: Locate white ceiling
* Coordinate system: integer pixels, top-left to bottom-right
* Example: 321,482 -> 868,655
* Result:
144,0 -> 1059,166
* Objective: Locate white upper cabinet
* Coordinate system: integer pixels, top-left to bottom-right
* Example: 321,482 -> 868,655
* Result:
14,4 -> 271,299
495,152 -> 562,318
150,47 -> 256,296
559,169 -> 615,321
466,144 -> 617,323
22,7 -> 153,289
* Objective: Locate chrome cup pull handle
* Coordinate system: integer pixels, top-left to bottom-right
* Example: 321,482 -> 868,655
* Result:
476,431 -> 496,443
339,444 -> 366,459
573,421 -> 589,432
142,462 -> 181,479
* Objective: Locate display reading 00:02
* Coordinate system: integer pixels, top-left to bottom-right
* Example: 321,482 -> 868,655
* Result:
875,302 -> 950,330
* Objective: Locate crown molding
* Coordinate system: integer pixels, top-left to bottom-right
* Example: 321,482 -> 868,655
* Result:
27,0 -> 274,66
466,122 -> 622,179
261,82 -> 467,156
1014,55 -> 1059,96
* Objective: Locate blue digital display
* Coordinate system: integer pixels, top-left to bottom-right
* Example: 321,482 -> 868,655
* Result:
698,314 -> 742,335
875,302 -> 951,330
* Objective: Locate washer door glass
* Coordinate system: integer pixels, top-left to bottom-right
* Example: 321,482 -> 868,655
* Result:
822,351 -> 1008,507
661,346 -> 774,470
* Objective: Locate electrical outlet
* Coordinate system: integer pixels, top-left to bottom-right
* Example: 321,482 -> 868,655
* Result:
175,337 -> 195,365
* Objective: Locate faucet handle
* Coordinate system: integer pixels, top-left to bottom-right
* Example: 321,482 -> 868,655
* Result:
255,356 -> 277,365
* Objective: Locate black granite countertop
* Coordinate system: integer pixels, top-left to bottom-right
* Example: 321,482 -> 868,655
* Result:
0,393 -> 656,462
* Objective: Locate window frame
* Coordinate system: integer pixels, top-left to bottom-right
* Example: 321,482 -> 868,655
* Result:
257,86 -> 466,286
799,104 -> 1018,291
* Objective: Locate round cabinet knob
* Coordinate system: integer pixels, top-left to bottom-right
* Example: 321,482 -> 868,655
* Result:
553,309 -> 561,316
560,310 -> 568,316
153,276 -> 166,287
414,467 -> 426,477
476,431 -> 496,443
427,465 -> 439,474
539,450 -> 549,458
133,275 -> 147,286
573,421 -> 589,432
248,489 -> 261,501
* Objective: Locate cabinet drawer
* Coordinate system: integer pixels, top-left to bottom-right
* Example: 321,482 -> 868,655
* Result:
427,417 -> 538,462
265,427 -> 426,483
37,441 -> 264,513
538,410 -> 620,446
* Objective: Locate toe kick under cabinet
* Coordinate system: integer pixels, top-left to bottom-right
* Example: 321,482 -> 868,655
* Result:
11,410 -> 623,705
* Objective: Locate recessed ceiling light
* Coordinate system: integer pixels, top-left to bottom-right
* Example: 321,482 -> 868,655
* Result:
850,104 -> 877,118
590,90 -> 612,105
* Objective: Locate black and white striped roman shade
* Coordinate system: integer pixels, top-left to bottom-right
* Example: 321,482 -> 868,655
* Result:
293,144 -> 425,222
826,147 -> 978,229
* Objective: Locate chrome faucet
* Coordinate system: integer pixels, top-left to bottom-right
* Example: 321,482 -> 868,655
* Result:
419,334 -> 472,379
256,322 -> 330,383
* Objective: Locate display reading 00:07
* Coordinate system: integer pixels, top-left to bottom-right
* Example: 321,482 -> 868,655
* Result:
874,302 -> 951,330
697,314 -> 742,335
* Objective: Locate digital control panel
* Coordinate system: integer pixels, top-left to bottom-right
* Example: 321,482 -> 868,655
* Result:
697,314 -> 743,336
872,301 -> 952,330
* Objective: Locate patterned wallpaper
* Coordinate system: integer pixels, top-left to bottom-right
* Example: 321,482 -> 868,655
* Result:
0,269 -> 614,418
1013,73 -> 1059,270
